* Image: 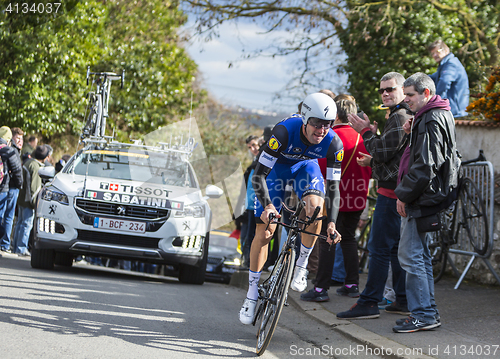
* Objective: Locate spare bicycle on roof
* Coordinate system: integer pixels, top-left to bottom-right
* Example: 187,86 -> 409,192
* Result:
81,67 -> 125,142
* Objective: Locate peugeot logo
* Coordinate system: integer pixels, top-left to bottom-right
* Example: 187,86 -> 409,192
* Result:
117,206 -> 126,216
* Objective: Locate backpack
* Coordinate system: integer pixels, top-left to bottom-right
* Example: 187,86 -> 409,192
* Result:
0,143 -> 7,186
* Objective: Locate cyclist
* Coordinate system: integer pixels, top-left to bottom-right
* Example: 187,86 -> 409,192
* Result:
239,92 -> 343,324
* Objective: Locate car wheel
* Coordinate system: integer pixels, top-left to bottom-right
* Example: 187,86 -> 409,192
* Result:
31,247 -> 55,269
178,233 -> 209,285
54,252 -> 74,267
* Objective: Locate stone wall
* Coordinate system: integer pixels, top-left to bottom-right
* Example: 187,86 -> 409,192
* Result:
452,121 -> 500,285
455,121 -> 500,169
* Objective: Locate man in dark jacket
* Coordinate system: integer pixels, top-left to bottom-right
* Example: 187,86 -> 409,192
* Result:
428,39 -> 469,118
13,145 -> 49,255
0,126 -> 23,253
394,72 -> 460,333
0,127 -> 24,252
337,72 -> 411,320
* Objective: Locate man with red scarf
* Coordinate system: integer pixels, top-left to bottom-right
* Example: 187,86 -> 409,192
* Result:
394,72 -> 460,333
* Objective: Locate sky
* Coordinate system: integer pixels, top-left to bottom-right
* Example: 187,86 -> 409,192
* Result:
184,20 -> 298,115
183,17 -> 349,118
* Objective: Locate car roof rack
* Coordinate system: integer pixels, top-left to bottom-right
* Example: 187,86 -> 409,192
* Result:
82,136 -> 197,159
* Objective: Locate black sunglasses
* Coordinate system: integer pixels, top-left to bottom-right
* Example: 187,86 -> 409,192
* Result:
378,86 -> 398,95
308,117 -> 333,129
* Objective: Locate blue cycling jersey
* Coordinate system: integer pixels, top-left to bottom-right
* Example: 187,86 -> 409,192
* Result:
252,115 -> 344,223
258,116 -> 343,178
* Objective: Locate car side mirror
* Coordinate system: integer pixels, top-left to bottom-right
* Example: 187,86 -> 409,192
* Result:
39,166 -> 56,183
205,185 -> 224,199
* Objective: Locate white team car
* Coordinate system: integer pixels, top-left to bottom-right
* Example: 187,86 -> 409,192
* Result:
32,140 -> 223,284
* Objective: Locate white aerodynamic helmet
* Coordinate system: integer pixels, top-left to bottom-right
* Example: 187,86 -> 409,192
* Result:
300,92 -> 337,126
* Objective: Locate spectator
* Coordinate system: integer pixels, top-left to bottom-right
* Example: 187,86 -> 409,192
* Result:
12,145 -> 49,255
246,135 -> 260,159
44,144 -> 54,167
376,104 -> 397,309
300,97 -> 372,302
55,154 -> 71,173
240,134 -> 261,268
428,39 -> 469,118
21,135 -> 38,161
393,72 -> 460,333
330,243 -> 346,285
0,126 -> 23,253
337,72 -> 411,320
0,127 -> 24,252
319,89 -> 336,99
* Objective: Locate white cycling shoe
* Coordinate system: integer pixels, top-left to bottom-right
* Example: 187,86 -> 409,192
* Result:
239,298 -> 258,325
290,266 -> 309,292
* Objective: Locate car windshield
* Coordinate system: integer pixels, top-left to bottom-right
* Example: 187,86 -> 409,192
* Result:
67,148 -> 196,188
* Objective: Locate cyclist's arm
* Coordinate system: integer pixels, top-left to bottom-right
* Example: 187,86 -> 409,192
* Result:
325,137 -> 343,224
251,125 -> 288,209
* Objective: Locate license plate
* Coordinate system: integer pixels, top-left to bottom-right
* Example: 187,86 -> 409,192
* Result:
93,217 -> 146,233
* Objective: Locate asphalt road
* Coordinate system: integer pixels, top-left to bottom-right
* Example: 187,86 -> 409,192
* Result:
0,255 -> 382,359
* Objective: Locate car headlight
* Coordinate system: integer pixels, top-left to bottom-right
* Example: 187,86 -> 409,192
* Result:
174,202 -> 205,218
41,186 -> 69,205
223,256 -> 241,266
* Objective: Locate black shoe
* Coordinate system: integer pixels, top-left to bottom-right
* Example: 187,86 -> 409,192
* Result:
393,316 -> 440,333
396,314 -> 441,326
385,301 -> 410,315
300,288 -> 330,302
337,302 -> 380,319
336,285 -> 360,298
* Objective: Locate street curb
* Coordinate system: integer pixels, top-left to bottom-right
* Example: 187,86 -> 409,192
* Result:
230,271 -> 434,359
287,290 -> 434,359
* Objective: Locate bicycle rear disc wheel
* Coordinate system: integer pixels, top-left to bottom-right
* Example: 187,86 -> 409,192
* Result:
459,177 -> 489,255
256,248 -> 295,356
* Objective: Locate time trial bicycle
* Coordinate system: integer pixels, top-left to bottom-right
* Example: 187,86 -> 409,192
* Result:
82,67 -> 125,140
252,201 -> 335,355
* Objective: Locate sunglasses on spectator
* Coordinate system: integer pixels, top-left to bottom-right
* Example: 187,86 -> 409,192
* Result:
378,86 -> 399,95
308,117 -> 333,129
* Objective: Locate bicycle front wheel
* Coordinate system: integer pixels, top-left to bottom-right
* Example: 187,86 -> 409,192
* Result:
256,247 -> 295,356
459,177 -> 489,256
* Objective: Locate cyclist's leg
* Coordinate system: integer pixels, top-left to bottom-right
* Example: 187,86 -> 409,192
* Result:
300,194 -> 325,245
294,160 -> 325,253
250,167 -> 285,273
240,223 -> 275,325
249,224 -> 276,273
290,160 -> 326,291
240,168 -> 284,324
